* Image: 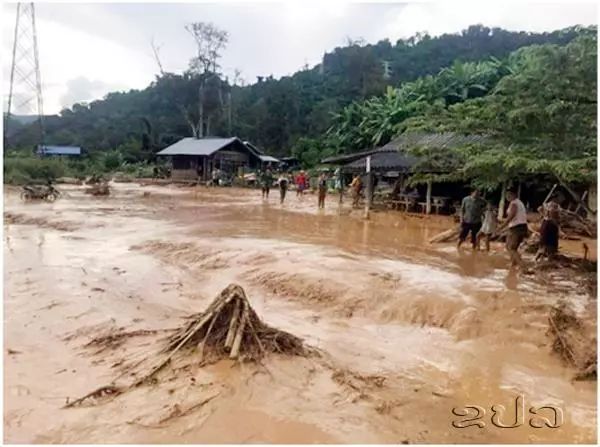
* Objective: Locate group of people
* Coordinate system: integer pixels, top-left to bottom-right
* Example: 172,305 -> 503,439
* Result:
258,168 -> 329,208
458,188 -> 560,268
257,169 -> 380,211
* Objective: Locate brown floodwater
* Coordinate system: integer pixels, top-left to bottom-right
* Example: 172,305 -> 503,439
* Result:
3,183 -> 597,443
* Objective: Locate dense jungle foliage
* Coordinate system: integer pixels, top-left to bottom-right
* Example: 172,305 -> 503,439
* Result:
4,25 -> 596,187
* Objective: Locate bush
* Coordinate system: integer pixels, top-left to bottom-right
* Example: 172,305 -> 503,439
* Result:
4,156 -> 66,184
4,150 -> 159,185
102,151 -> 122,171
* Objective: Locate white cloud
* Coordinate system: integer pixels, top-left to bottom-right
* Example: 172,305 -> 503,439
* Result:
60,76 -> 128,109
2,1 -> 597,114
381,2 -> 598,41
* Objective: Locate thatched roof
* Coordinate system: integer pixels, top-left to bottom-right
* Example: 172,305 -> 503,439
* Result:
321,147 -> 382,165
321,132 -> 491,171
344,150 -> 418,173
379,131 -> 490,152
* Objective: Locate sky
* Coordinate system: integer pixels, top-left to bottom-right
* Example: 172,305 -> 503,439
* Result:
2,1 -> 598,115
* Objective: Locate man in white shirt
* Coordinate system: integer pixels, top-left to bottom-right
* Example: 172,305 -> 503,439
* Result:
498,188 -> 529,268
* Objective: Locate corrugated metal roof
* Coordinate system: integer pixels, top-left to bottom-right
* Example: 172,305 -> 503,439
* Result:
37,145 -> 81,155
345,150 -> 418,172
321,147 -> 380,165
321,132 -> 490,164
156,137 -> 240,156
259,155 -> 280,163
244,141 -> 264,156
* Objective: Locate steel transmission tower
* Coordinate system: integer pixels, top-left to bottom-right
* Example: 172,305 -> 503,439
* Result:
6,2 -> 45,143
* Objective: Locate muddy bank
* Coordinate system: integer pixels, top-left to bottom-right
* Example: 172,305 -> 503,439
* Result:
4,183 -> 597,443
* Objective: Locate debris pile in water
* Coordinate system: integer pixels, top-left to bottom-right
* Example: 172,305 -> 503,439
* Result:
557,208 -> 596,238
161,283 -> 308,365
65,284 -> 310,407
548,301 -> 597,381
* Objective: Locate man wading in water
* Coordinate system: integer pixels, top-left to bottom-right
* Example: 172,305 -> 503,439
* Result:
350,174 -> 362,208
317,173 -> 327,209
278,173 -> 289,204
498,188 -> 529,268
457,188 -> 486,250
260,168 -> 273,199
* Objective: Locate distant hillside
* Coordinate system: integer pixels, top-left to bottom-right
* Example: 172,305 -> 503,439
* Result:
9,114 -> 40,125
6,25 -> 588,156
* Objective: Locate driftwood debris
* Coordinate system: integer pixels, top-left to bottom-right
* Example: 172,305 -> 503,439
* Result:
558,208 -> 596,238
547,302 -> 597,381
160,284 -> 307,364
428,226 -> 460,244
429,210 -> 595,245
134,284 -> 309,387
65,284 -> 310,408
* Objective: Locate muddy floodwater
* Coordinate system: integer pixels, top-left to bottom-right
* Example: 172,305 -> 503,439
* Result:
4,183 -> 597,443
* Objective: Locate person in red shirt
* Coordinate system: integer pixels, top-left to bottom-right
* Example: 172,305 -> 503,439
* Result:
295,171 -> 307,198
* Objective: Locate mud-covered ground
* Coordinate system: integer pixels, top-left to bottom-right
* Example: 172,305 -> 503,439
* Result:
4,183 -> 597,443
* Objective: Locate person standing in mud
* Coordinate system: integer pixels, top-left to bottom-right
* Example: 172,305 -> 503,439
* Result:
497,188 -> 529,268
334,167 -> 344,204
317,173 -> 327,209
260,168 -> 273,199
350,174 -> 362,208
211,167 -> 218,186
477,202 -> 498,252
457,188 -> 486,250
535,204 -> 560,261
278,172 -> 289,204
295,170 -> 307,198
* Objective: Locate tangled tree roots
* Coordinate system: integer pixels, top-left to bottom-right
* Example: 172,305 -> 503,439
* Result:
548,301 -> 597,381
65,285 -> 310,407
144,284 -> 308,381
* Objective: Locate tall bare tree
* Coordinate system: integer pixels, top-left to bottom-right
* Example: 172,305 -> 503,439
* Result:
186,22 -> 229,74
150,37 -> 165,76
183,22 -> 229,138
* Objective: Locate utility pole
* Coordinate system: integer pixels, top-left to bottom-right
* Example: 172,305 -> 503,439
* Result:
6,2 -> 45,145
364,156 -> 372,219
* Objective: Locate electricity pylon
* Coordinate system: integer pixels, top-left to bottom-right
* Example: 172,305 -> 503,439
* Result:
6,2 -> 45,143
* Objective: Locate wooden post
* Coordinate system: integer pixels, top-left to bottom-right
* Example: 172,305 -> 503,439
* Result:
575,191 -> 588,214
543,183 -> 558,205
364,156 -> 372,219
498,180 -> 507,219
426,179 -> 432,214
338,170 -> 344,205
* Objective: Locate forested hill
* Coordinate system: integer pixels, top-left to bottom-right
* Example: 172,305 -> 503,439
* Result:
5,25 -> 588,159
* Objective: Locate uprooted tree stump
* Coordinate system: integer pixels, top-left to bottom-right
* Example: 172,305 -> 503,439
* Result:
65,284 -> 310,408
141,284 -> 309,382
